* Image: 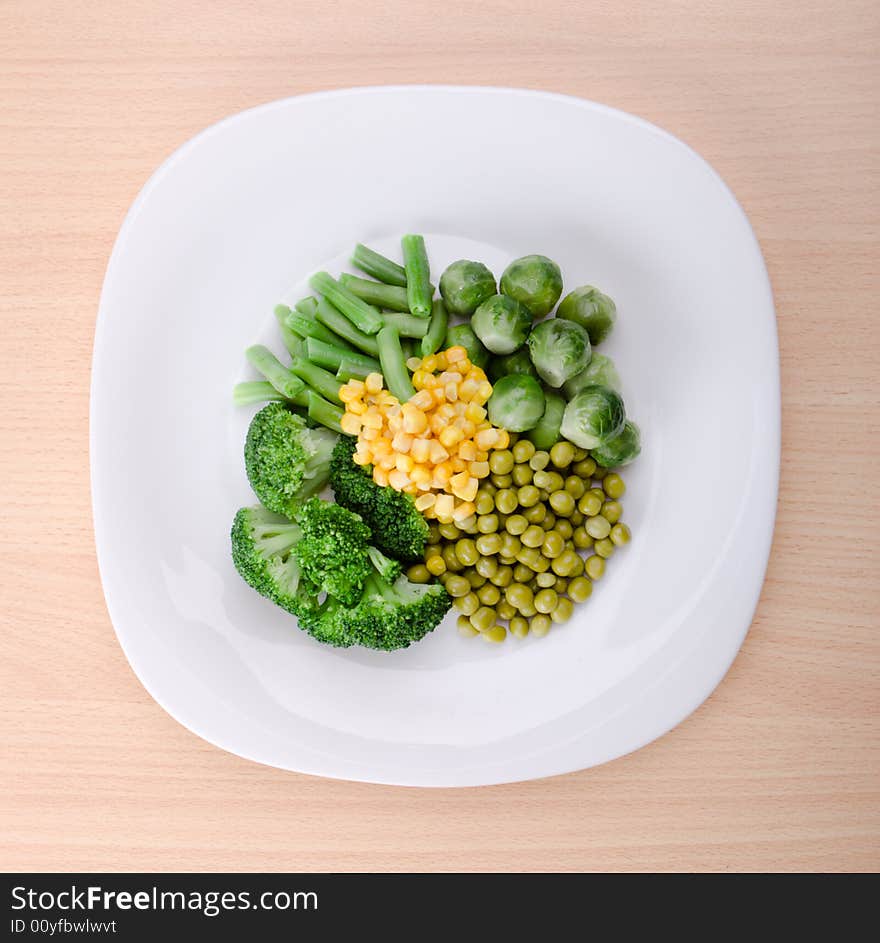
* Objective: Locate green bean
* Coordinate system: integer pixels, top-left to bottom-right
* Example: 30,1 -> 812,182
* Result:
376,325 -> 416,402
305,392 -> 343,433
421,299 -> 448,356
338,273 -> 410,312
232,381 -> 287,407
351,242 -> 408,287
305,336 -> 380,374
315,298 -> 380,357
401,234 -> 433,317
310,271 -> 383,334
279,304 -> 354,352
530,614 -> 552,637
457,615 -> 479,638
336,360 -> 375,383
245,345 -> 306,400
289,357 -> 343,405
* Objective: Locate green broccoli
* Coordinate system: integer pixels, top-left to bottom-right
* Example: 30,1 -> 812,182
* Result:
293,498 -> 373,606
367,546 -> 403,583
328,436 -> 430,562
316,571 -> 452,651
244,403 -> 339,517
230,505 -> 353,648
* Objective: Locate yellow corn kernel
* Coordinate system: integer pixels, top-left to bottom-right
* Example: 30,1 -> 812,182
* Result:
465,401 -> 486,423
361,409 -> 383,430
421,354 -> 438,372
411,369 -> 432,389
410,390 -> 434,411
388,469 -> 411,491
430,414 -> 446,435
391,431 -> 413,453
365,373 -> 384,394
340,413 -> 362,435
347,399 -> 367,415
476,381 -> 494,403
439,426 -> 463,449
394,453 -> 414,474
434,353 -> 448,371
444,383 -> 458,402
457,420 -> 476,438
434,493 -> 455,520
495,429 -> 510,449
474,449 -> 489,462
362,427 -> 379,441
436,403 -> 456,420
449,456 -> 466,473
339,384 -> 360,404
452,475 -> 478,503
415,493 -> 436,512
474,428 -> 499,449
429,440 -> 450,464
402,406 -> 428,435
377,453 -> 396,471
446,345 -> 468,363
469,461 -> 490,478
352,451 -> 371,466
406,356 -> 422,371
459,379 -> 479,403
458,440 -> 478,462
411,438 -> 431,464
376,390 -> 398,406
373,467 -> 389,487
449,470 -> 469,490
433,461 -> 454,484
411,465 -> 432,486
452,500 -> 476,521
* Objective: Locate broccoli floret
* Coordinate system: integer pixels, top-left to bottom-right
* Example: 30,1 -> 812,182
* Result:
230,505 -> 354,648
329,436 -> 429,562
367,546 -> 403,583
244,403 -> 339,517
293,498 -> 373,606
317,571 -> 451,651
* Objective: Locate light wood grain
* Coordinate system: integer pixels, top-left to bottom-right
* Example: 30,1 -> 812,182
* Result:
1,0 -> 878,873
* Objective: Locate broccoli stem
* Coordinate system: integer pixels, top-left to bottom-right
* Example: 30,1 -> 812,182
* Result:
335,360 -> 374,383
294,296 -> 319,318
309,271 -> 383,335
305,336 -> 380,374
315,298 -> 380,357
401,234 -> 433,317
377,325 -> 416,402
233,380 -> 287,407
421,298 -> 449,356
338,273 -> 410,312
380,311 -> 430,338
307,391 -> 343,433
351,243 -> 407,287
289,357 -> 344,406
246,345 -> 306,400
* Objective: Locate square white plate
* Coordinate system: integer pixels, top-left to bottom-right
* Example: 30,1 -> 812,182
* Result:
91,86 -> 779,786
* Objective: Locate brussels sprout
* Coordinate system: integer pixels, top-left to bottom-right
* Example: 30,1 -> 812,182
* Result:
559,385 -> 625,450
471,294 -> 532,355
488,348 -> 538,383
562,352 -> 621,399
557,285 -> 617,344
591,420 -> 641,468
445,323 -> 489,368
526,390 -> 565,450
500,255 -> 563,317
526,319 -> 591,388
439,260 -> 497,316
487,374 -> 545,432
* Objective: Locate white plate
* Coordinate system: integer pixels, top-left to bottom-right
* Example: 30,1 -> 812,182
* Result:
91,86 -> 779,786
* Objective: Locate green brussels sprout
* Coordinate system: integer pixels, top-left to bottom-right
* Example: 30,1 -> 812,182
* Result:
557,285 -> 617,344
559,385 -> 626,450
562,352 -> 621,399
499,255 -> 563,317
439,260 -> 497,316
526,390 -> 565,450
591,420 -> 641,468
487,374 -> 545,432
445,323 -> 489,368
526,318 -> 591,388
471,294 -> 532,355
488,348 -> 538,383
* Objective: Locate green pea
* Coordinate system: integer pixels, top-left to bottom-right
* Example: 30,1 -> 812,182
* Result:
555,520 -> 573,539
499,555 -> 517,567
578,492 -> 603,517
550,598 -> 574,624
497,599 -> 517,621
570,510 -> 584,526
585,516 -> 611,540
601,501 -> 622,524
466,570 -> 486,588
592,466 -> 608,480
567,576 -> 593,602
523,503 -> 547,524
512,439 -> 535,463
455,592 -> 481,615
474,515 -> 496,536
532,469 -> 553,490
564,476 -> 586,499
489,450 -> 514,475
520,601 -> 537,617
585,555 -> 605,580
491,473 -> 513,489
439,522 -> 460,540
530,614 -> 552,637
505,513 -> 528,535
512,464 -> 533,487
427,524 -> 442,545
495,489 -> 519,515
572,526 -> 592,549
445,574 -> 471,597
518,485 -> 540,507
529,450 -> 550,471
477,583 -> 500,605
516,547 -> 548,572
441,546 -> 462,571
457,615 -> 479,638
475,556 -> 499,579
534,589 -> 558,613
500,533 -> 522,558
479,482 -> 497,497
509,616 -> 529,639
475,492 -> 496,516
513,563 -> 533,583
610,523 -> 631,546
481,625 -> 507,643
554,577 -> 569,594
475,533 -> 502,556
535,571 -> 557,588
603,473 -> 625,499
572,446 -> 588,461
454,539 -> 478,566
521,524 -> 546,548
470,606 -> 497,632
551,550 -> 581,577
505,583 -> 534,611
491,565 -> 513,588
549,490 -> 575,517
541,512 -> 557,531
542,531 -> 565,558
407,564 -> 431,583
549,441 -> 575,468
594,537 -> 615,559
572,458 -> 596,478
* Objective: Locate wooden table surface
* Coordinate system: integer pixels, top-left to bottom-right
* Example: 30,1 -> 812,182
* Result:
2,0 -> 878,873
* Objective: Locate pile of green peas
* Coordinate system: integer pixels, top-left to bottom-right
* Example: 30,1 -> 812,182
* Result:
406,434 -> 631,643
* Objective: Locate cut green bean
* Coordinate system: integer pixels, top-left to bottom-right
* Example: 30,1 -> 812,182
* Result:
305,336 -> 380,374
289,357 -> 343,406
339,273 -> 410,312
306,390 -> 343,433
294,296 -> 319,318
314,298 -> 380,357
335,360 -> 375,383
380,311 -> 431,338
401,234 -> 433,317
273,306 -> 305,358
245,345 -> 306,400
309,271 -> 383,334
233,380 -> 287,407
421,298 -> 449,356
351,243 -> 407,287
280,306 -> 355,351
377,325 -> 415,402
400,336 -> 417,361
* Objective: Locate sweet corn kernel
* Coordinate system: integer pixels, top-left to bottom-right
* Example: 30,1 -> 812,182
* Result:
458,441 -> 478,462
410,390 -> 434,411
340,413 -> 362,435
412,369 -> 432,389
444,383 -> 458,402
415,493 -> 436,512
476,381 -> 493,403
421,354 -> 438,372
474,428 -> 499,449
465,402 -> 486,423
411,465 -> 432,485
452,500 -> 476,521
434,494 -> 455,520
469,461 -> 490,478
453,476 -> 478,503
495,429 -> 510,449
406,356 -> 422,371
347,399 -> 367,415
429,440 -> 450,464
365,373 -> 384,394
352,451 -> 371,466
373,467 -> 389,487
450,456 -> 467,473
396,453 -> 414,473
402,407 -> 428,435
434,461 -> 454,483
391,431 -> 413,453
439,426 -> 463,448
411,438 -> 431,463
362,427 -> 379,441
446,346 -> 467,363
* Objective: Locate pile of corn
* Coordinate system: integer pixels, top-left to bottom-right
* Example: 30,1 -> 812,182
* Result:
338,346 -> 510,523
